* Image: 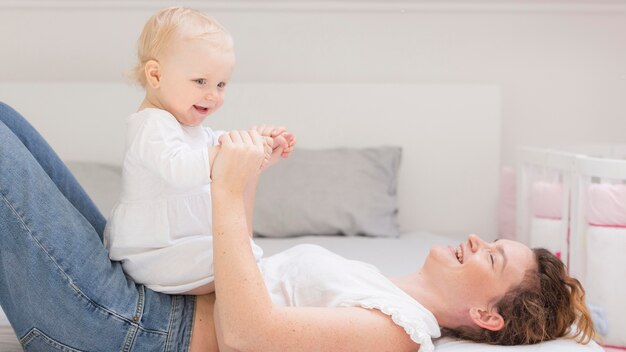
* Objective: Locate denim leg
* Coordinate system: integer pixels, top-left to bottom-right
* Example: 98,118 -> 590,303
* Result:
0,102 -> 106,239
0,113 -> 194,350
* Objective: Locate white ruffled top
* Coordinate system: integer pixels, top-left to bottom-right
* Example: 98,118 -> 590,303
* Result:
260,244 -> 441,351
104,108 -> 263,294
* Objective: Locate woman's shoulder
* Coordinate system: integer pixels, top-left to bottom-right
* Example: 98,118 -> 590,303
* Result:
339,295 -> 440,351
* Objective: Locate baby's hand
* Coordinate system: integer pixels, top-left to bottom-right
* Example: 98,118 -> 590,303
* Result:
253,125 -> 297,169
278,132 -> 296,158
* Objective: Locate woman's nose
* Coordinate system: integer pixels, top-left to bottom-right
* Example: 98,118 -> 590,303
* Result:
468,233 -> 483,252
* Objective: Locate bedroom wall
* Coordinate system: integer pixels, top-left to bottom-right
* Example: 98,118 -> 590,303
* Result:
1,1 -> 626,238
1,1 -> 626,166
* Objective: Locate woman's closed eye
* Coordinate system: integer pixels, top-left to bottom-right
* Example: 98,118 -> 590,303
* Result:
490,239 -> 498,268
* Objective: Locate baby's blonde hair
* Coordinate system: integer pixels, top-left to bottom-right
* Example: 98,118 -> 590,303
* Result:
131,6 -> 233,87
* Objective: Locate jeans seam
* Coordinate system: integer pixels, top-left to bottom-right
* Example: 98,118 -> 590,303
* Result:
0,190 -> 168,336
20,328 -> 83,351
164,295 -> 180,351
184,296 -> 196,352
133,285 -> 145,323
122,325 -> 138,352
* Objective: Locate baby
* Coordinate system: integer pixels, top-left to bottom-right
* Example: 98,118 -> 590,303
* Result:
104,7 -> 295,295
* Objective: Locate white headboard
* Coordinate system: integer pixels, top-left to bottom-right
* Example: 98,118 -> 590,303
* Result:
0,82 -> 501,240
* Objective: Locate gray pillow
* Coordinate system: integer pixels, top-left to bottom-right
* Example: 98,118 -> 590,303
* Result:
254,147 -> 402,237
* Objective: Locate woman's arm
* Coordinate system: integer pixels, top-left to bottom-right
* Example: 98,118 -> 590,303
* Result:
243,175 -> 258,238
210,144 -> 256,238
210,131 -> 418,352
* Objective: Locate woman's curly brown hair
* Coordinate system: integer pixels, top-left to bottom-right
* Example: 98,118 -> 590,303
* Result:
443,248 -> 595,345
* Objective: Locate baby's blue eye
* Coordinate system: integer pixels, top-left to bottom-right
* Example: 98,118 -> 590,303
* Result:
194,79 -> 206,85
217,82 -> 226,88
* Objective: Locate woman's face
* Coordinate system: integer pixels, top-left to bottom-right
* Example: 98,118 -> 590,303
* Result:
422,234 -> 535,317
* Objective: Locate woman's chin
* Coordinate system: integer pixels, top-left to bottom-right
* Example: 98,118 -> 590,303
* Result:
427,245 -> 454,263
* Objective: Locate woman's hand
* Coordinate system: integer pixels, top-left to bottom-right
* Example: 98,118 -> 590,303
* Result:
212,130 -> 268,194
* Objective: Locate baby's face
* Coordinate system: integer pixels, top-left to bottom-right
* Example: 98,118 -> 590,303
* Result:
156,38 -> 235,127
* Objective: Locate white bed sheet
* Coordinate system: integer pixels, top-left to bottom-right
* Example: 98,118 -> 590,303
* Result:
435,336 -> 605,351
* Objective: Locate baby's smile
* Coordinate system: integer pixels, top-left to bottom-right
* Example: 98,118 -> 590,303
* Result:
193,105 -> 209,114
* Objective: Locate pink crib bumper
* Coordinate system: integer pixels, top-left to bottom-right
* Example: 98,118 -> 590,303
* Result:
529,182 -> 626,227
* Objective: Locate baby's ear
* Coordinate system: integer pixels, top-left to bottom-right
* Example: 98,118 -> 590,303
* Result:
144,60 -> 161,88
469,307 -> 504,332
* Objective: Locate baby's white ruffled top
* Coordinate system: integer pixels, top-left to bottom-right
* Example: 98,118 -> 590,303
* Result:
260,244 -> 441,352
104,108 -> 263,294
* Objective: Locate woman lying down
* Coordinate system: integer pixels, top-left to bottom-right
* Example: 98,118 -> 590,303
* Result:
200,132 -> 595,352
0,103 -> 594,351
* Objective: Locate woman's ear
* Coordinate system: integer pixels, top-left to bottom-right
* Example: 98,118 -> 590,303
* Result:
144,60 -> 161,89
469,307 -> 504,331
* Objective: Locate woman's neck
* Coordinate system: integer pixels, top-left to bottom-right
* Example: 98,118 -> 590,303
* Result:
390,272 -> 465,329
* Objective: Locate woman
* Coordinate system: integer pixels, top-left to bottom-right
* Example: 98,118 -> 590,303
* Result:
0,102 -> 594,351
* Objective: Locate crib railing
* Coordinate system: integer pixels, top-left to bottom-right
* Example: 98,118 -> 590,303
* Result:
517,146 -> 626,348
569,155 -> 626,283
517,145 -> 626,280
516,147 -> 577,266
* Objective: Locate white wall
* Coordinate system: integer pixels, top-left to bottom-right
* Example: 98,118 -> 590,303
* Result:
2,1 -> 626,238
0,81 -> 501,239
2,1 -> 626,166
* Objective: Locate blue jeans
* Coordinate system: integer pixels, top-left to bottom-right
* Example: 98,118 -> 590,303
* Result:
0,102 -> 195,351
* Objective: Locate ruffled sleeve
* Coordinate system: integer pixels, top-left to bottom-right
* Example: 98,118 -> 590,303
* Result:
339,297 -> 440,352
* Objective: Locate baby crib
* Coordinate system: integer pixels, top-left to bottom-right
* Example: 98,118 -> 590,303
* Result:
516,145 -> 626,349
